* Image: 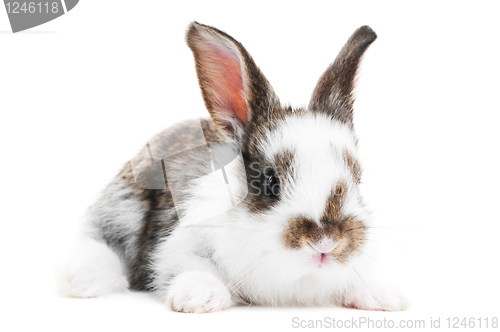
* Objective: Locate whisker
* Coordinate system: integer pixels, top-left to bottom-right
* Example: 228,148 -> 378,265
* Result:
351,237 -> 391,252
365,226 -> 430,234
352,266 -> 367,287
344,226 -> 366,232
364,231 -> 413,256
352,248 -> 382,267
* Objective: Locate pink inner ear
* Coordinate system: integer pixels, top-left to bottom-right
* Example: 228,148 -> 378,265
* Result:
205,44 -> 247,124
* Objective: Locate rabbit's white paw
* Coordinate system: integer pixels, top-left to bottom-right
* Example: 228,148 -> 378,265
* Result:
166,271 -> 232,313
345,282 -> 409,312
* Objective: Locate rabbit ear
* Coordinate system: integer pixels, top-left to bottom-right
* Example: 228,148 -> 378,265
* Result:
309,26 -> 377,126
186,22 -> 278,139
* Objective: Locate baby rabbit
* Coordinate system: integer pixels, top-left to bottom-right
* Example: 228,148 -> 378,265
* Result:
57,22 -> 408,313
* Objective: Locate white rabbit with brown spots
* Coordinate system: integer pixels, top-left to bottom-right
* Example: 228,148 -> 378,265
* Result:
57,22 -> 408,313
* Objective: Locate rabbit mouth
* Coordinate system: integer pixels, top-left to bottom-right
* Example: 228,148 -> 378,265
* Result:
309,252 -> 334,268
304,241 -> 330,266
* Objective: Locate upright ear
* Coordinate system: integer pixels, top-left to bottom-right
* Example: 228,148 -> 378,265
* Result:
309,26 -> 377,126
186,22 -> 278,140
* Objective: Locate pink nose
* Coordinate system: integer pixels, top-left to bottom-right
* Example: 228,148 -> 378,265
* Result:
310,238 -> 337,253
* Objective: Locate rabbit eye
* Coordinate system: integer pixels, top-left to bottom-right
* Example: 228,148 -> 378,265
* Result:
264,171 -> 280,198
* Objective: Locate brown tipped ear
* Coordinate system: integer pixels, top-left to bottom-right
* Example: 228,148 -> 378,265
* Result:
309,25 -> 377,125
186,22 -> 278,140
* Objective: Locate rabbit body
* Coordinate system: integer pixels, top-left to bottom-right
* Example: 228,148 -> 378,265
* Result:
57,22 -> 408,313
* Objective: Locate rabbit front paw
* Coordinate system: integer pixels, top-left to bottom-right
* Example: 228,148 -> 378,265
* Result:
166,271 -> 232,313
344,282 -> 409,312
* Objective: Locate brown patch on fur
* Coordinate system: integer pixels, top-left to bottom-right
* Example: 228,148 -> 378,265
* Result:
273,149 -> 294,183
200,117 -> 225,144
324,182 -> 348,221
113,118 -> 228,290
321,182 -> 365,263
282,217 -> 323,249
243,105 -> 290,159
309,26 -> 377,126
344,149 -> 362,184
243,106 -> 303,215
282,182 -> 366,264
115,162 -> 177,290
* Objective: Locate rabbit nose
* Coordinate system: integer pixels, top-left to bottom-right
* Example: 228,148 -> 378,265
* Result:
309,238 -> 338,254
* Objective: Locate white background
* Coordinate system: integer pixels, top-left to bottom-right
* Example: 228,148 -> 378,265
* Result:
1,1 -> 499,331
